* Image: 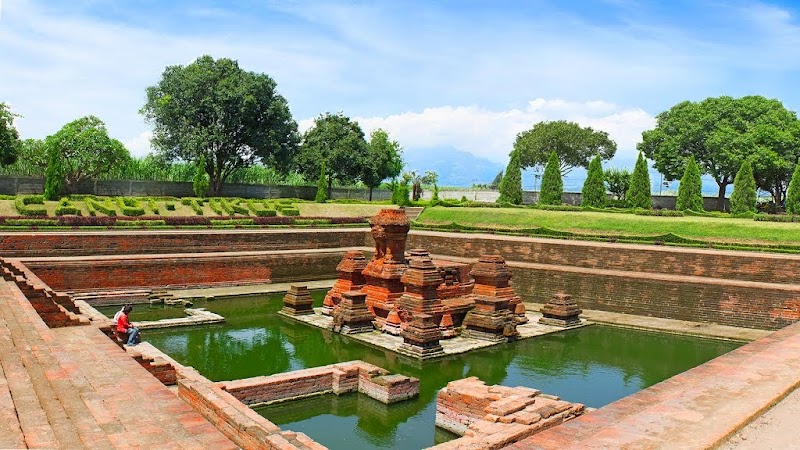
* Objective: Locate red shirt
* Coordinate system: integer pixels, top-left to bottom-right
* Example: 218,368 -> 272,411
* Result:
116,313 -> 130,333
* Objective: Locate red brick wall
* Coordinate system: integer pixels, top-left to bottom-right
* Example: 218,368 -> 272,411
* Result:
24,251 -> 345,291
408,231 -> 800,285
0,229 -> 369,257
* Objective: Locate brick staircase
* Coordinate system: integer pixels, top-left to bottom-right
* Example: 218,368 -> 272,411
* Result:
0,281 -> 237,449
402,206 -> 425,221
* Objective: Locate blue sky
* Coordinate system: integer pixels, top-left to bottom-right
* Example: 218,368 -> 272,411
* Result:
2,0 -> 800,187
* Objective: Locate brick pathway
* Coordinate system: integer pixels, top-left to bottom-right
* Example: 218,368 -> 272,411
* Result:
0,281 -> 237,449
507,320 -> 800,449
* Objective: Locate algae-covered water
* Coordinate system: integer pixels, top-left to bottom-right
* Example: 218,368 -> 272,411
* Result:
122,292 -> 739,450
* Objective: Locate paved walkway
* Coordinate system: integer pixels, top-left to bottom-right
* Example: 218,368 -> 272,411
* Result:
508,319 -> 800,449
0,280 -> 236,449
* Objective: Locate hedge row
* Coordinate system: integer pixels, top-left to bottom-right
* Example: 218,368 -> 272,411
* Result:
0,215 -> 368,227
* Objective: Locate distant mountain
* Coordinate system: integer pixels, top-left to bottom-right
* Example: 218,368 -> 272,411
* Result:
402,147 -> 504,187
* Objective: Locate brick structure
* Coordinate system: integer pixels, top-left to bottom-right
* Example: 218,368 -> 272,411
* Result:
322,250 -> 366,316
219,360 -> 419,406
398,313 -> 445,359
471,255 -> 527,324
362,209 -> 410,324
462,296 -> 518,342
432,377 -> 584,449
539,292 -> 582,327
281,285 -> 315,316
331,290 -> 375,334
396,251 -> 445,325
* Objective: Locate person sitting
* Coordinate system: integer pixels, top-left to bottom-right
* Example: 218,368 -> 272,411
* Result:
112,303 -> 131,327
116,305 -> 140,346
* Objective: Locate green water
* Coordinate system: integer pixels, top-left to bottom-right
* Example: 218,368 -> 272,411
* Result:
96,303 -> 190,322
142,292 -> 740,450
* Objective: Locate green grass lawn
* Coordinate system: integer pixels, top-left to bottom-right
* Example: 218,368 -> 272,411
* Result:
416,206 -> 800,245
296,203 -> 395,217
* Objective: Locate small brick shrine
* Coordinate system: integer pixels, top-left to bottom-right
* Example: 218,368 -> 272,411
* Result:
325,208 -> 525,347
539,292 -> 583,328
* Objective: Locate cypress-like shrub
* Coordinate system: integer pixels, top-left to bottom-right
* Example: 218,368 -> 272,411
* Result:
539,151 -> 563,205
730,160 -> 757,214
676,155 -> 703,211
498,151 -> 523,205
315,165 -> 328,203
627,152 -> 652,209
193,156 -> 209,198
581,156 -> 605,208
786,164 -> 800,214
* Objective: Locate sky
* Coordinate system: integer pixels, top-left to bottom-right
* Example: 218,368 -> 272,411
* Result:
2,0 -> 800,187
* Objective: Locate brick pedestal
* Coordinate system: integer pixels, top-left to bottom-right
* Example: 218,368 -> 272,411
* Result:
463,295 -> 518,342
471,255 -> 527,324
280,285 -> 314,316
398,313 -> 444,359
332,291 -> 375,334
323,250 -> 367,316
539,292 -> 582,328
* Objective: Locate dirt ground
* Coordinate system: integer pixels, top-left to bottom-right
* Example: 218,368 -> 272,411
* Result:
720,386 -> 800,449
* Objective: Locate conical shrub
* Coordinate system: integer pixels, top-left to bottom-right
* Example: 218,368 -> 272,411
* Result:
539,151 -> 563,205
676,155 -> 703,211
627,152 -> 652,209
581,155 -> 606,208
730,160 -> 757,214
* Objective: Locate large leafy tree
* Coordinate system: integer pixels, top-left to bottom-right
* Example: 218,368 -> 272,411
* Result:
361,129 -> 403,201
297,112 -> 368,197
539,151 -> 563,205
141,55 -> 299,196
43,116 -> 130,199
498,151 -> 522,205
639,95 -> 800,209
676,155 -> 703,211
627,152 -> 652,209
604,168 -> 631,201
514,120 -> 617,175
581,155 -> 606,208
0,103 -> 21,167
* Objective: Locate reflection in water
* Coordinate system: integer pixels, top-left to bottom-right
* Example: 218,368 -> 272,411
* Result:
145,292 -> 740,450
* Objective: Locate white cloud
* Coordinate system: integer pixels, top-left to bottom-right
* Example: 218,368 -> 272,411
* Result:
336,99 -> 656,165
123,131 -> 153,158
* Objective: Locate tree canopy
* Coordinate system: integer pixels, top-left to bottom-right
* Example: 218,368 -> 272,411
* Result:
361,129 -> 403,200
604,168 -> 631,201
514,120 -> 617,175
638,95 -> 800,208
0,103 -> 21,167
141,55 -> 299,196
43,116 -> 130,199
296,112 -> 369,197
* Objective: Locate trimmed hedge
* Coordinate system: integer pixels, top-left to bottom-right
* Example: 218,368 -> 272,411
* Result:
210,219 -> 254,226
14,197 -> 47,216
116,197 -> 145,216
87,198 -> 117,216
5,218 -> 59,226
634,209 -> 685,217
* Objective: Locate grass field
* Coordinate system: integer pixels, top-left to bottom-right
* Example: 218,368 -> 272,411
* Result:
416,206 -> 800,245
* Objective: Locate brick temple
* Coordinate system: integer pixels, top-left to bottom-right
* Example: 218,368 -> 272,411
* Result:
324,209 -> 525,343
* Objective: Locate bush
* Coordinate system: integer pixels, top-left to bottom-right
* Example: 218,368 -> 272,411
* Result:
230,200 -> 248,215
581,156 -> 606,208
786,164 -> 800,214
539,151 -> 563,205
188,198 -> 204,215
280,207 -> 300,216
247,199 -> 277,217
634,209 -> 684,217
210,218 -> 254,226
4,218 -> 59,226
498,152 -> 522,205
754,214 -> 800,222
315,164 -> 328,203
116,219 -> 167,227
730,161 -> 757,214
193,155 -> 209,198
87,198 -> 117,216
55,203 -> 81,216
392,183 -> 410,206
14,197 -> 47,216
116,197 -> 145,216
676,155 -> 703,211
533,204 -> 583,211
0,194 -> 16,200
22,195 -> 44,205
146,198 -> 160,215
209,199 -> 225,215
165,202 -> 176,211
293,218 -> 331,225
627,152 -> 652,209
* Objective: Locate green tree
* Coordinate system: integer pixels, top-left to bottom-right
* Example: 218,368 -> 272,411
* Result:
730,160 -> 757,214
297,112 -> 368,198
392,179 -> 410,206
490,170 -> 503,189
141,55 -> 299,196
627,153 -> 652,209
361,129 -> 403,201
581,156 -> 606,208
497,151 -> 523,205
315,164 -> 328,202
639,95 -> 800,209
604,168 -> 631,201
193,155 -> 209,198
0,103 -> 21,167
675,155 -> 703,211
539,151 -> 563,205
43,116 -> 130,199
786,164 -> 800,214
402,170 -> 437,201
514,120 -> 617,175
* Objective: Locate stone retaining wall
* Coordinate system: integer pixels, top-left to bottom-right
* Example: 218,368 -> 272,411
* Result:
219,361 -> 419,406
22,251 -> 346,292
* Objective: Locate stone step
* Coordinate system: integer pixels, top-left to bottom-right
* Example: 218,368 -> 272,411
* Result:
402,206 -> 425,221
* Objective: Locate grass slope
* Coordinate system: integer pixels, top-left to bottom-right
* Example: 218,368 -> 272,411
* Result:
416,206 -> 800,245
